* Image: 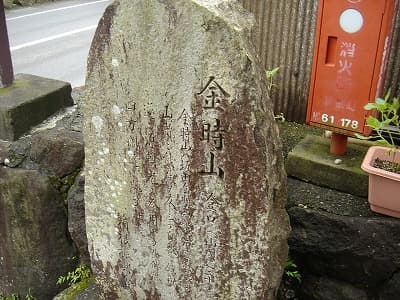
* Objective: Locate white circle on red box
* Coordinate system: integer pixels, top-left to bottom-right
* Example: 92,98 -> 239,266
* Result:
340,9 -> 364,33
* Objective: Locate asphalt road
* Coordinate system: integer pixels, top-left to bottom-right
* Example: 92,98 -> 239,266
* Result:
5,0 -> 112,87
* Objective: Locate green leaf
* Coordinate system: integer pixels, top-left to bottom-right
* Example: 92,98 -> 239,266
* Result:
269,66 -> 280,75
377,103 -> 388,112
374,97 -> 388,112
57,264 -> 93,288
391,97 -> 400,113
366,116 -> 382,129
56,277 -> 65,286
374,139 -> 391,147
265,67 -> 280,79
393,97 -> 399,107
384,88 -> 392,102
364,103 -> 377,110
375,97 -> 386,105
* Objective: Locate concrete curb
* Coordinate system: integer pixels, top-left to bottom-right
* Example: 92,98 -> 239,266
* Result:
286,134 -> 369,197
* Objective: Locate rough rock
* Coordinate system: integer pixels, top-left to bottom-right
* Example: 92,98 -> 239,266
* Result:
300,275 -> 369,300
285,177 -> 400,299
67,174 -> 90,266
0,168 -> 76,300
0,140 -> 10,164
53,281 -> 100,300
84,0 -> 289,298
3,135 -> 32,168
30,128 -> 84,177
277,276 -> 301,300
379,271 -> 400,300
288,206 -> 400,287
0,107 -> 83,172
287,177 -> 374,217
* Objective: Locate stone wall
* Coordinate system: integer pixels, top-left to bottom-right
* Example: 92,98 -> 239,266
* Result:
286,179 -> 400,300
0,90 -> 86,300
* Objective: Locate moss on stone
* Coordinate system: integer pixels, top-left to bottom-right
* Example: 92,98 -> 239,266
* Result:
55,277 -> 95,300
0,80 -> 27,96
286,135 -> 369,197
0,74 -> 73,140
50,168 -> 82,202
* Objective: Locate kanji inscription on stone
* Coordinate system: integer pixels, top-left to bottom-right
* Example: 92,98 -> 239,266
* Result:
84,0 -> 289,299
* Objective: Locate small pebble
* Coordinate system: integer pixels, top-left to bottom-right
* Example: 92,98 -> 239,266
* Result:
4,158 -> 10,166
334,159 -> 342,165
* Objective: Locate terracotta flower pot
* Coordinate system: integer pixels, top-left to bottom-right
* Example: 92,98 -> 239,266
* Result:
361,146 -> 400,218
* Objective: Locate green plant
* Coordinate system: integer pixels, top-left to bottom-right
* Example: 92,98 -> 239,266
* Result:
265,67 -> 286,124
355,90 -> 400,170
274,113 -> 286,123
265,66 -> 280,91
24,290 -> 34,300
0,294 -> 19,300
57,264 -> 92,287
285,258 -> 301,283
0,289 -> 35,300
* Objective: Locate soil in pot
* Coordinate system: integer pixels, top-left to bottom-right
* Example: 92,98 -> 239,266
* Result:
373,158 -> 400,174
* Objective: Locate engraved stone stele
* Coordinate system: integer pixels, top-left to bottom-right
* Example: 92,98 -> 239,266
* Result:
84,0 -> 290,299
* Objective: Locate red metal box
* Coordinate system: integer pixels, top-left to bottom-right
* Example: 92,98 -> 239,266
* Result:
307,0 -> 398,136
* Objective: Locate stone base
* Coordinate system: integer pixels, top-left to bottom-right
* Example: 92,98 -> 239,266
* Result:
0,73 -> 73,141
286,135 -> 369,197
287,178 -> 400,299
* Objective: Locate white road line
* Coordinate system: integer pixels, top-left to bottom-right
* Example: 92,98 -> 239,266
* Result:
7,0 -> 110,21
10,25 -> 97,51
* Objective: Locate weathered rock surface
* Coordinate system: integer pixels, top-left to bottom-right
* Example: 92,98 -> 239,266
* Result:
0,168 -> 76,300
300,275 -> 369,300
67,173 -> 90,266
53,281 -> 100,300
1,107 -> 83,172
84,0 -> 289,298
289,207 -> 399,287
0,96 -> 85,299
379,271 -> 400,300
0,74 -> 73,141
0,140 -> 10,164
286,177 -> 400,300
30,128 -> 84,177
277,276 -> 301,300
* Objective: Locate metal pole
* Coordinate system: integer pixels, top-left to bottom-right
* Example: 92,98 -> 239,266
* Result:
0,1 -> 14,88
330,132 -> 348,156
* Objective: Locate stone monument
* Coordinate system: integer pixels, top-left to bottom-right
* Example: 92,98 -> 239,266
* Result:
84,0 -> 289,299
